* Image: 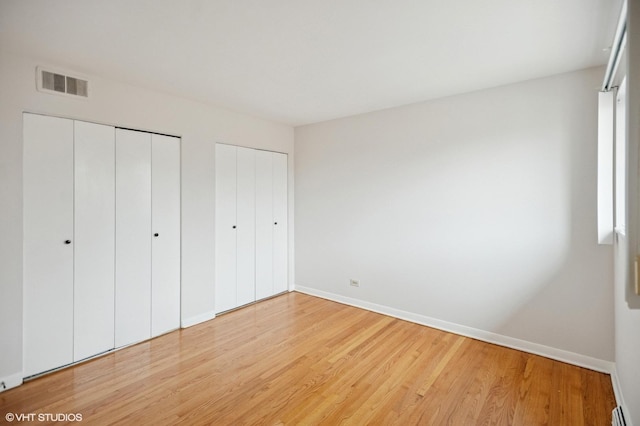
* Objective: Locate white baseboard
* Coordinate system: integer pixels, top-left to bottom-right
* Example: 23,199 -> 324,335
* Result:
294,285 -> 615,374
0,372 -> 23,392
181,310 -> 216,328
611,365 -> 624,406
610,366 -> 632,426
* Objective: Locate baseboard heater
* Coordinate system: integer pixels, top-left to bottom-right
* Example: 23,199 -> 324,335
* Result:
612,406 -> 626,426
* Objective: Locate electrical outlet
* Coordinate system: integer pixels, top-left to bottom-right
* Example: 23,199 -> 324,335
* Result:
350,279 -> 360,287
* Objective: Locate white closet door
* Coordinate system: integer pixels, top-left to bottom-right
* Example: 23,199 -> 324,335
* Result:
272,152 -> 288,294
115,129 -> 152,347
236,147 -> 256,307
215,144 -> 238,313
151,134 -> 181,337
73,121 -> 115,361
23,114 -> 74,377
255,150 -> 274,300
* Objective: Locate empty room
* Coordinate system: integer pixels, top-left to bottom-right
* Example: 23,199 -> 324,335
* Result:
1,0 -> 639,424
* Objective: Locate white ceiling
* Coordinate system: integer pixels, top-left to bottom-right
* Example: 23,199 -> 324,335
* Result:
0,0 -> 622,126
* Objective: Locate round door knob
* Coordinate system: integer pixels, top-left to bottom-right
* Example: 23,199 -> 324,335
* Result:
64,240 -> 71,244
154,233 -> 159,237
274,222 -> 278,225
232,225 -> 237,229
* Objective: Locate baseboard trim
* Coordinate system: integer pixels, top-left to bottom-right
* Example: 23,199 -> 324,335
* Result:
181,310 -> 216,328
294,285 -> 614,374
610,366 -> 632,426
0,372 -> 23,392
611,365 -> 624,406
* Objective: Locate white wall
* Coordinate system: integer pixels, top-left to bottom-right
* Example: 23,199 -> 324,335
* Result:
295,67 -> 614,365
0,48 -> 294,388
614,1 -> 640,424
614,234 -> 640,423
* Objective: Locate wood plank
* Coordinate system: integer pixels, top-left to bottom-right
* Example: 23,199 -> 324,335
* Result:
416,335 -> 466,397
0,292 -> 616,425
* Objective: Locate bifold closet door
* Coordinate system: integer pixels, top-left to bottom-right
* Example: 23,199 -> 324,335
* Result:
215,144 -> 256,313
25,117 -> 180,374
115,129 -> 152,348
236,146 -> 256,307
255,150 -> 288,298
255,150 -> 274,300
151,134 -> 181,337
272,152 -> 288,293
73,121 -> 115,361
215,144 -> 238,313
23,114 -> 74,377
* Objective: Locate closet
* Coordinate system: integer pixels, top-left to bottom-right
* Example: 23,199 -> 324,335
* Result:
215,144 -> 256,312
115,129 -> 181,347
73,121 -> 116,362
23,114 -> 180,378
255,150 -> 288,299
215,143 -> 288,313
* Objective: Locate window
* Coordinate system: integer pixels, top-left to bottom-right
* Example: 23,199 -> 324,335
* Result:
615,77 -> 627,235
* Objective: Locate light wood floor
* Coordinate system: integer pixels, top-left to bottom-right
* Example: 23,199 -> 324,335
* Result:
1,292 -> 615,425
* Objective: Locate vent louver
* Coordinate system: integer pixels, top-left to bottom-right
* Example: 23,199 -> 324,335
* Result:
612,406 -> 626,426
37,67 -> 88,98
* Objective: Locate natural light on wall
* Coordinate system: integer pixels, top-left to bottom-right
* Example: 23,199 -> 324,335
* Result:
615,78 -> 627,235
598,90 -> 615,245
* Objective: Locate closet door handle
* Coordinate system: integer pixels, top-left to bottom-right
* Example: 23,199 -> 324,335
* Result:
154,233 -> 159,237
274,222 -> 278,225
64,240 -> 72,244
232,225 -> 236,229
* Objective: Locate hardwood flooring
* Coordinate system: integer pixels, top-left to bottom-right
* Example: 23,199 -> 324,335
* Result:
1,292 -> 616,425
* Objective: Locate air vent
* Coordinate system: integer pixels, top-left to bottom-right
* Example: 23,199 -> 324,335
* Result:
612,406 -> 626,426
36,67 -> 88,98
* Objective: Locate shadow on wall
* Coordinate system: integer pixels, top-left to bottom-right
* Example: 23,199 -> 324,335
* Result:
492,101 -> 614,360
294,69 -> 615,361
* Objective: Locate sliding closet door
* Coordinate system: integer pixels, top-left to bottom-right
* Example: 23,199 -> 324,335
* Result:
73,121 -> 115,361
23,114 -> 74,377
255,150 -> 274,300
236,147 -> 256,307
272,153 -> 288,293
151,134 -> 181,337
215,144 -> 237,313
115,129 -> 152,347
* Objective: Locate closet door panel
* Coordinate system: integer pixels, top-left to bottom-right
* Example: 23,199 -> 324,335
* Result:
255,150 -> 274,300
272,153 -> 288,294
151,134 -> 181,337
23,114 -> 74,377
236,147 -> 256,307
73,121 -> 115,361
215,144 -> 237,313
115,129 -> 152,347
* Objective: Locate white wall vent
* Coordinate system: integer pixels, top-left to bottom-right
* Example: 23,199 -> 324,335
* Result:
36,66 -> 89,98
612,406 -> 626,426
